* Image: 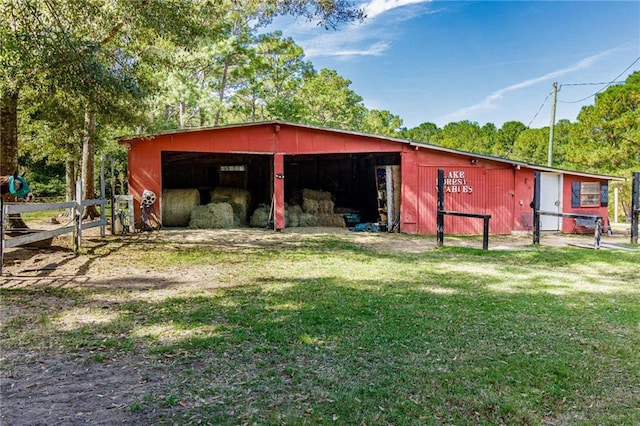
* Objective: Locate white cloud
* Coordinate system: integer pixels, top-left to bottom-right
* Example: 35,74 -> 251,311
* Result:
439,49 -> 618,123
363,0 -> 433,19
306,40 -> 390,58
269,0 -> 434,59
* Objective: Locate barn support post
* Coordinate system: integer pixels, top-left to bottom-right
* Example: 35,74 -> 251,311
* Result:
631,171 -> 639,244
273,154 -> 285,231
532,171 -> 541,245
436,169 -> 444,247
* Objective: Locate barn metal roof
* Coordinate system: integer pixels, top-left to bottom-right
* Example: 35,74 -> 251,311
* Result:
118,119 -> 626,181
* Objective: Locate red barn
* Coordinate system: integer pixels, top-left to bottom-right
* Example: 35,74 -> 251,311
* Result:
119,120 -> 622,234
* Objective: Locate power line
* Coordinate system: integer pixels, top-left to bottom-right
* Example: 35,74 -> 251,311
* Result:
558,56 -> 640,104
560,81 -> 625,87
526,90 -> 553,128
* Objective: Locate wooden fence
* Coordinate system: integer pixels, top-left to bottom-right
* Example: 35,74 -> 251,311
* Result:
1,181 -> 107,275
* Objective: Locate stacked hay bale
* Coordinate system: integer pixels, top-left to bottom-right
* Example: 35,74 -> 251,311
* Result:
302,189 -> 345,227
162,189 -> 200,227
249,188 -> 344,228
210,187 -> 252,225
188,202 -> 235,229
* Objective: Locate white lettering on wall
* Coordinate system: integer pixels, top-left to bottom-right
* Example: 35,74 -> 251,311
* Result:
439,170 -> 474,194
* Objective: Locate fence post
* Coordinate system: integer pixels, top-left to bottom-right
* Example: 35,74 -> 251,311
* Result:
100,157 -> 106,237
1,198 -> 4,275
532,171 -> 541,245
110,158 -> 116,236
632,172 -> 639,245
74,180 -> 83,254
437,169 -> 444,247
483,216 -> 490,250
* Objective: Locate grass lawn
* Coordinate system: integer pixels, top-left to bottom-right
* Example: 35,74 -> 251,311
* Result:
1,232 -> 639,425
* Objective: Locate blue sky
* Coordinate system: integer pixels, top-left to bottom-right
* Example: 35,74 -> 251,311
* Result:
268,0 -> 640,129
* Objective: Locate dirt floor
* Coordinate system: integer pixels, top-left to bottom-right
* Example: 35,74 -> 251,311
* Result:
0,223 -> 635,425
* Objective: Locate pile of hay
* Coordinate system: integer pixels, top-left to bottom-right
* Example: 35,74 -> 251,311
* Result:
249,188 -> 344,229
250,204 -> 271,228
210,187 -> 251,225
162,189 -> 200,227
317,214 -> 346,227
188,202 -> 235,229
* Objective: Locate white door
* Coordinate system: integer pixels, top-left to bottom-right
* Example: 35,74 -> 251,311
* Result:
540,173 -> 561,231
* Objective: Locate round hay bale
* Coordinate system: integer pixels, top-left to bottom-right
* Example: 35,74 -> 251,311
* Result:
288,204 -> 303,215
285,206 -> 300,227
210,187 -> 251,225
250,205 -> 271,228
302,198 -> 319,214
298,213 -> 318,227
188,202 -> 234,229
162,189 -> 200,227
318,199 -> 334,215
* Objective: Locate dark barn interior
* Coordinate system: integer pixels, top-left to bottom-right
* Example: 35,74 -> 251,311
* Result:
161,151 -> 400,225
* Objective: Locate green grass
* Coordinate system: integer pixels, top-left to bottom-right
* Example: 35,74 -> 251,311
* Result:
1,234 -> 639,425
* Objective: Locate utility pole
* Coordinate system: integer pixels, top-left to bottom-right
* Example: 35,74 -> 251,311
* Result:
547,82 -> 558,167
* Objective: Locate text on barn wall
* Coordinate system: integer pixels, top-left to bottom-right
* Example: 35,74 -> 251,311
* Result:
443,170 -> 473,194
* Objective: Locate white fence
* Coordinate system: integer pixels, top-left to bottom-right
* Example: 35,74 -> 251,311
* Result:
1,181 -> 107,275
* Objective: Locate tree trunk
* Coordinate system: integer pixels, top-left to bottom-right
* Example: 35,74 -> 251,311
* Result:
65,142 -> 76,217
1,88 -> 27,228
81,108 -> 100,220
179,100 -> 185,128
214,54 -> 232,126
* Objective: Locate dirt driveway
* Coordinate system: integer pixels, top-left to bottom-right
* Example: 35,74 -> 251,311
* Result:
0,225 -> 631,286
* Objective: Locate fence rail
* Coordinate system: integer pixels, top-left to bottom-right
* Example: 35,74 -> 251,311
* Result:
1,180 -> 107,274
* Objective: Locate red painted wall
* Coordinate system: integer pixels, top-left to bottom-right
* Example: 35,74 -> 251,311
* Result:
561,175 -> 609,233
411,152 -> 516,235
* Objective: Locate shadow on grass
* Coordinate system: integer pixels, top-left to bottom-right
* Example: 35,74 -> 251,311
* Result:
2,236 -> 639,425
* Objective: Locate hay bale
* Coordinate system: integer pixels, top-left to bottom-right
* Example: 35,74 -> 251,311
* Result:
302,198 -> 319,214
298,213 -> 318,227
285,210 -> 299,227
250,205 -> 271,228
188,202 -> 234,229
210,187 -> 251,225
288,204 -> 303,215
318,199 -> 334,215
302,189 -> 332,201
162,189 -> 200,227
317,214 -> 346,227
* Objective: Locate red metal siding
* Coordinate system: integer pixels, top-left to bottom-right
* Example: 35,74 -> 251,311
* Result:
486,169 -> 515,235
418,166 -> 485,234
561,175 -> 609,233
416,166 -> 514,234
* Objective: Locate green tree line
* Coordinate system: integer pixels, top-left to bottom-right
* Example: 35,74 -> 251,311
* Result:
2,1 -> 638,218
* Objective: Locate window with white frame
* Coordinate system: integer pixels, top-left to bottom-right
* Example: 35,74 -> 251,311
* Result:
580,182 -> 601,207
571,181 -> 607,208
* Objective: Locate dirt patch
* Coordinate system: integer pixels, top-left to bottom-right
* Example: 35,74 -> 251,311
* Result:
1,351 -> 168,425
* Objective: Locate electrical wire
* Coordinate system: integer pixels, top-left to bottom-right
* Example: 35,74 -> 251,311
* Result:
558,56 -> 640,104
526,90 -> 553,128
